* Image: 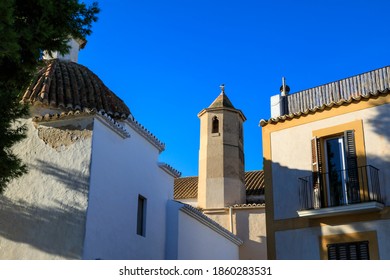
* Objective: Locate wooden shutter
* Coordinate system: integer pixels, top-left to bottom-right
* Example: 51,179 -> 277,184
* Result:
311,137 -> 322,208
344,130 -> 360,203
311,137 -> 319,173
327,241 -> 370,260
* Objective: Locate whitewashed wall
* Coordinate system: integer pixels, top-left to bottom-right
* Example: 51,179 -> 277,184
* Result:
83,118 -> 174,260
166,201 -> 240,260
178,211 -> 239,259
175,198 -> 198,207
203,208 -> 267,260
0,118 -> 93,259
235,208 -> 267,260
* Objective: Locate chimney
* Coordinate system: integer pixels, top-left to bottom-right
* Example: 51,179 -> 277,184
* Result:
279,77 -> 290,115
270,77 -> 290,118
280,77 -> 290,97
43,37 -> 87,63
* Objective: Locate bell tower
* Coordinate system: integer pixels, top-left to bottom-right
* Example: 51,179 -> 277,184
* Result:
197,85 -> 246,209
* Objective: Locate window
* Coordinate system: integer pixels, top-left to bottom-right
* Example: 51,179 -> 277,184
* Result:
137,195 -> 147,236
327,241 -> 369,260
212,116 -> 219,134
319,231 -> 378,260
311,130 -> 359,208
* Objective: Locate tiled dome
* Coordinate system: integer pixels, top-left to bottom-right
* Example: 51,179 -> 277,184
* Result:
22,59 -> 130,118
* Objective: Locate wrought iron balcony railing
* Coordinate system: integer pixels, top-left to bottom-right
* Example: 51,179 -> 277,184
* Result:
298,165 -> 383,211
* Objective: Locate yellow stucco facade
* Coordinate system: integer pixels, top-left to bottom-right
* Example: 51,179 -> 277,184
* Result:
262,92 -> 390,259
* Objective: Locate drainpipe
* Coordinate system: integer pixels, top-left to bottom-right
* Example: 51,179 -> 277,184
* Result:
229,206 -> 234,233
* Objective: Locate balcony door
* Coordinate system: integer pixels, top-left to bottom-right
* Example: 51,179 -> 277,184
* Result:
325,137 -> 348,206
323,130 -> 361,207
311,130 -> 360,208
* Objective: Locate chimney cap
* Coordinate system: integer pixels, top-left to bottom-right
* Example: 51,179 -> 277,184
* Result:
280,77 -> 290,96
279,84 -> 290,93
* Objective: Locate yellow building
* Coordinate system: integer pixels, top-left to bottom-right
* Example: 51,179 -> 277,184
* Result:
261,66 -> 390,259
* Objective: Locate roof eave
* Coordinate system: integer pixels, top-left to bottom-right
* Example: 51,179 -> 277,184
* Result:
259,89 -> 390,127
198,107 -> 246,121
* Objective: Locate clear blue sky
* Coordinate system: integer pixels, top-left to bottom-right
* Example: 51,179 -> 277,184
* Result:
78,0 -> 390,177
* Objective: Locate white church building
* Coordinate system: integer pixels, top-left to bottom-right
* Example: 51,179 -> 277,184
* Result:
0,39 -> 242,260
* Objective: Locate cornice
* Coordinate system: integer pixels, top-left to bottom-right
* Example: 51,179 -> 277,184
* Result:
158,162 -> 181,178
180,203 -> 243,246
125,117 -> 165,152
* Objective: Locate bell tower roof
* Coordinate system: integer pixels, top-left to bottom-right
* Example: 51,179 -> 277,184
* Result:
208,84 -> 235,109
198,85 -> 246,121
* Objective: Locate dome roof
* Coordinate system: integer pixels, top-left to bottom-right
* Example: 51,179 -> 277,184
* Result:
22,59 -> 131,118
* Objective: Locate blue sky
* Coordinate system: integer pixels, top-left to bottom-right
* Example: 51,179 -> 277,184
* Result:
79,0 -> 390,177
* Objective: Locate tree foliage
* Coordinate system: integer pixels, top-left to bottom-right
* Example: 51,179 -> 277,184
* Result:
0,0 -> 99,193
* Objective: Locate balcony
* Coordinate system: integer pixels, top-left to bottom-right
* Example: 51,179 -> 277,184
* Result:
297,165 -> 384,218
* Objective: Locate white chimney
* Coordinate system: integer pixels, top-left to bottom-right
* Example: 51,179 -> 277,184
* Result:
270,77 -> 290,118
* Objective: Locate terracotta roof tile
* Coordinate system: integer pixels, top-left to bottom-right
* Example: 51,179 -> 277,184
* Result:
174,176 -> 198,199
125,117 -> 166,152
158,162 -> 181,178
174,170 -> 264,199
232,203 -> 265,208
260,90 -> 390,127
244,170 -> 265,196
23,59 -> 131,119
